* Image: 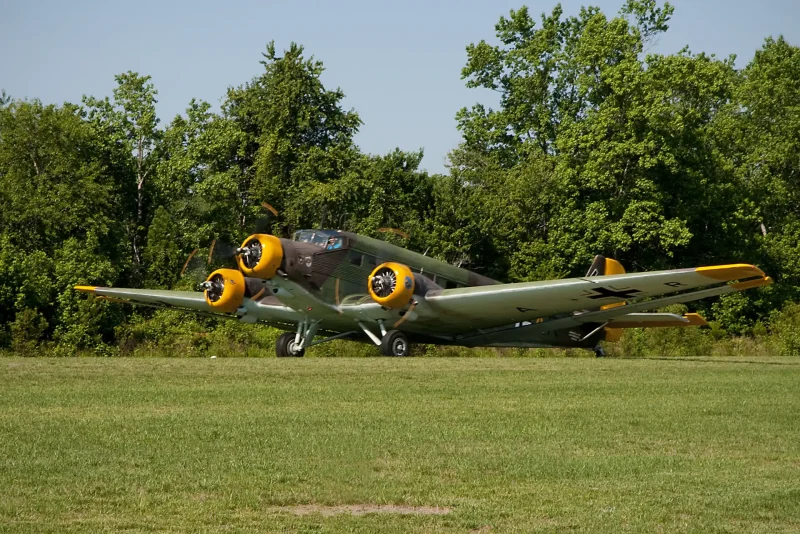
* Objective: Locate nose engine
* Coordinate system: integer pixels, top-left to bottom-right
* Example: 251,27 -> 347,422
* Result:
236,234 -> 283,279
368,262 -> 415,309
201,268 -> 245,313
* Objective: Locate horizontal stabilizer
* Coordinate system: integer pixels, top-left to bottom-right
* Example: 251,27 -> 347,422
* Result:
607,312 -> 708,328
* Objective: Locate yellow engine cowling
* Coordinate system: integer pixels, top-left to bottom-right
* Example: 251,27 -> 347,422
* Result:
368,262 -> 415,309
203,268 -> 245,313
236,234 -> 283,279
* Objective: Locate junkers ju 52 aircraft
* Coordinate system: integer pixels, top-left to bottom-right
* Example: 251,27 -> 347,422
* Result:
76,229 -> 772,357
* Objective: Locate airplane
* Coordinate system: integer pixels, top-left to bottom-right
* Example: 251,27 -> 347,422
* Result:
75,229 -> 772,357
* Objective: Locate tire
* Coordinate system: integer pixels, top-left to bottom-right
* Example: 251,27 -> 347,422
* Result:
593,345 -> 606,358
380,330 -> 411,357
276,332 -> 305,357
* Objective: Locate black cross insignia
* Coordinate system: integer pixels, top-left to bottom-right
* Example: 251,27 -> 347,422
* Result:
587,287 -> 642,300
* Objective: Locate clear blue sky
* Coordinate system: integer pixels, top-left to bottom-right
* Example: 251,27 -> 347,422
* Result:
2,0 -> 798,174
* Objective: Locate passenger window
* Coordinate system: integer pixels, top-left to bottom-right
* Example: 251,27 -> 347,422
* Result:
364,255 -> 377,267
444,279 -> 458,289
349,251 -> 363,266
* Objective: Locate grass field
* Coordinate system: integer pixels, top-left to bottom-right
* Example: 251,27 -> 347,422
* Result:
1,357 -> 798,533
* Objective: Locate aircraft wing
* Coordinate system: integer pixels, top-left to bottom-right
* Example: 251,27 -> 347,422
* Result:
75,286 -> 214,311
418,264 -> 771,333
74,285 -> 302,325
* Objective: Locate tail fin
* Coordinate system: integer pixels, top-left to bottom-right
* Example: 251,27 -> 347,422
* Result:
586,255 -> 627,342
585,255 -> 626,277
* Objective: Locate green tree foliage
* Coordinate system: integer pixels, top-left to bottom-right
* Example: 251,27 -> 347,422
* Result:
731,36 -> 800,304
224,42 -> 362,231
452,0 -> 798,332
0,100 -> 125,348
456,2 -> 750,274
83,72 -> 161,273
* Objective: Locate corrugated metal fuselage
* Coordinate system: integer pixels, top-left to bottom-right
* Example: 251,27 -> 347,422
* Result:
245,231 -> 603,349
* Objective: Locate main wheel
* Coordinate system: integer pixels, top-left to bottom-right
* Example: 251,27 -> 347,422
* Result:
380,330 -> 411,357
593,344 -> 606,358
276,332 -> 305,357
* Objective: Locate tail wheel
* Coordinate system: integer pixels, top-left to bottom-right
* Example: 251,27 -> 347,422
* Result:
276,332 -> 305,357
380,330 -> 411,357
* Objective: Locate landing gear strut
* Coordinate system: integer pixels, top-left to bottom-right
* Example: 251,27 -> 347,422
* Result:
276,332 -> 305,357
380,330 -> 410,357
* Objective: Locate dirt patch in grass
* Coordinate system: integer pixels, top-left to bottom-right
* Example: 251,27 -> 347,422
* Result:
268,504 -> 451,516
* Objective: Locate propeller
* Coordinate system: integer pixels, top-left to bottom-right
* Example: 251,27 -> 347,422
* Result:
178,201 -> 280,286
377,227 -> 410,240
199,272 -> 225,301
370,266 -> 398,298
179,240 -> 239,286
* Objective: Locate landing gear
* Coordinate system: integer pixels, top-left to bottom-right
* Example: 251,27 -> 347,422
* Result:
276,332 -> 305,357
593,344 -> 606,358
380,330 -> 410,357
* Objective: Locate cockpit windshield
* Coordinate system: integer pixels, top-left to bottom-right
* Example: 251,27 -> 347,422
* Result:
292,230 -> 346,250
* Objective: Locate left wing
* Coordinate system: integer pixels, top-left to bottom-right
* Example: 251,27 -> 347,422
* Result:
451,272 -> 771,346
416,264 -> 769,332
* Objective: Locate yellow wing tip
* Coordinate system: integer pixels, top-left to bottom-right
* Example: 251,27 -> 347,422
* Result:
683,313 -> 708,326
74,285 -> 98,293
696,264 -> 765,281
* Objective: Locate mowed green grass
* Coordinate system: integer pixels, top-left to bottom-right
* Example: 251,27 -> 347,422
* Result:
1,357 -> 798,533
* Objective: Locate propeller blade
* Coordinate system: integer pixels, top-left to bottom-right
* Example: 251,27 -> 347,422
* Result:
180,248 -> 200,278
261,202 -> 278,217
207,239 -> 216,265
378,228 -> 410,240
393,300 -> 418,328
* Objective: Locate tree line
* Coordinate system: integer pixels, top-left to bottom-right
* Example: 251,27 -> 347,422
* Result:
1,1 -> 799,354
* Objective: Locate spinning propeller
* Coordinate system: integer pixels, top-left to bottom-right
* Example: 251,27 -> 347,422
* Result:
178,202 -> 279,287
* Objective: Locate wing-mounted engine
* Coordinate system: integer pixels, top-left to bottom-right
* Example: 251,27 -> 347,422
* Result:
201,268 -> 245,313
368,262 -> 415,309
236,234 -> 283,279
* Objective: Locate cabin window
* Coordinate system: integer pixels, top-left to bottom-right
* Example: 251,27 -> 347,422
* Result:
364,255 -> 377,267
444,279 -> 458,289
348,251 -> 363,267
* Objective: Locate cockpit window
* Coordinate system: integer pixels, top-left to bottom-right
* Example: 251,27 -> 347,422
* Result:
292,230 -> 345,250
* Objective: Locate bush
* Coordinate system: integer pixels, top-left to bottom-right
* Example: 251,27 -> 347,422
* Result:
769,302 -> 800,356
116,310 -> 213,356
9,308 -> 48,355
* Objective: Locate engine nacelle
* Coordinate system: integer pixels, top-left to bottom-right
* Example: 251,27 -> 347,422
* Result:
202,268 -> 245,313
236,234 -> 283,279
368,262 -> 415,309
